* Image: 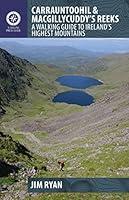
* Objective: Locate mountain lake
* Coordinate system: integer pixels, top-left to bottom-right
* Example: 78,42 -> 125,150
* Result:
53,75 -> 103,106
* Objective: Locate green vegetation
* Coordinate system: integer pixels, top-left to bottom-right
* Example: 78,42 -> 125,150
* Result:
25,53 -> 129,200
1,47 -> 129,199
0,49 -> 82,122
0,132 -> 45,168
87,53 -> 129,99
0,177 -> 16,186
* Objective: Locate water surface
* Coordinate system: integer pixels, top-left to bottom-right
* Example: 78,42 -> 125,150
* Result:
53,90 -> 94,106
56,75 -> 102,89
53,75 -> 103,106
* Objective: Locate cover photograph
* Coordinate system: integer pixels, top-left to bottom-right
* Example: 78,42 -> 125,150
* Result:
0,0 -> 129,200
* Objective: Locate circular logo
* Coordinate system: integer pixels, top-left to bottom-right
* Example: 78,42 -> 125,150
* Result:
6,11 -> 21,26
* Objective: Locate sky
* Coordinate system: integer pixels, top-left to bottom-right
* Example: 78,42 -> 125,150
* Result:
0,38 -> 129,53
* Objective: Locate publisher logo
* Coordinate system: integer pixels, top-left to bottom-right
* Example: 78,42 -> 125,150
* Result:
6,11 -> 21,26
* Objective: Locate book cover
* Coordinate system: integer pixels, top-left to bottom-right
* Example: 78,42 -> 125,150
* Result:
0,0 -> 129,199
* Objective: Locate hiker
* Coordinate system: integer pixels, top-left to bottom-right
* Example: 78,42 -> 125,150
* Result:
58,161 -> 65,171
29,166 -> 38,176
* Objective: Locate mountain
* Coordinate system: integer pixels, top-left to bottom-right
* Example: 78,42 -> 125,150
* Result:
0,49 -> 49,184
0,48 -> 36,105
3,51 -> 129,200
0,48 -> 61,188
90,52 -> 129,73
0,42 -> 103,70
1,46 -> 129,199
0,48 -> 64,117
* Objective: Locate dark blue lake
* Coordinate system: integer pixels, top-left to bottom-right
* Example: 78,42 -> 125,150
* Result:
53,75 -> 103,106
56,75 -> 103,89
53,90 -> 94,106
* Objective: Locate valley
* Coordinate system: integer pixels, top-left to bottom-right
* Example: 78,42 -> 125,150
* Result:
1,45 -> 129,199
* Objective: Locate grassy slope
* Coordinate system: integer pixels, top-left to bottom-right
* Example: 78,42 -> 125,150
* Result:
87,53 -> 129,99
1,63 -> 82,123
25,54 -> 129,200
2,53 -> 129,199
0,58 -> 82,197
